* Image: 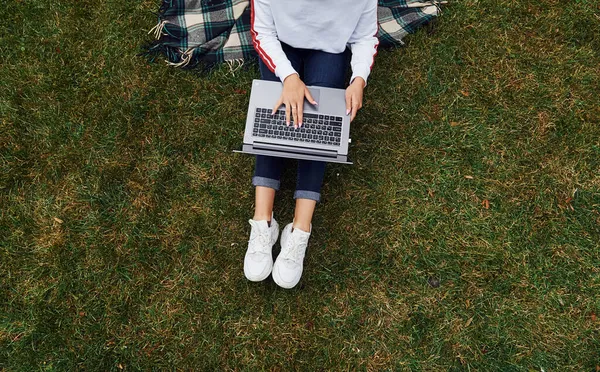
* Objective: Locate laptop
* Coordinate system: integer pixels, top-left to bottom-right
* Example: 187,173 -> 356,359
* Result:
234,79 -> 352,164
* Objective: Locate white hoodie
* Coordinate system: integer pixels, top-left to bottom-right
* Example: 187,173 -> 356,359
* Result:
251,0 -> 379,85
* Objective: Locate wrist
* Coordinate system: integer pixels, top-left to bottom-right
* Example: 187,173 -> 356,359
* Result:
283,73 -> 300,84
352,77 -> 366,88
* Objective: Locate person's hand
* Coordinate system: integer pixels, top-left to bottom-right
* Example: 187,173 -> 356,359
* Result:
272,74 -> 317,128
345,77 -> 365,122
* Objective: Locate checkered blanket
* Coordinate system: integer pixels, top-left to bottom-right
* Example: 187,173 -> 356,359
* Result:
146,0 -> 444,69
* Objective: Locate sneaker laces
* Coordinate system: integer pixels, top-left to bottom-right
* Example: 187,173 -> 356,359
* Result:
248,221 -> 271,255
281,231 -> 308,263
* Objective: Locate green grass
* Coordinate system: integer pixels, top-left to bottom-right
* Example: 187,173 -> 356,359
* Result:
1,0 -> 599,370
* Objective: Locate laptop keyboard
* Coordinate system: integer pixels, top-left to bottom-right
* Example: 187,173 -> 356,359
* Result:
252,108 -> 343,146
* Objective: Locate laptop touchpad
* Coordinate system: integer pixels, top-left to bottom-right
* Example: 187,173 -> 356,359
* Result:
304,88 -> 321,112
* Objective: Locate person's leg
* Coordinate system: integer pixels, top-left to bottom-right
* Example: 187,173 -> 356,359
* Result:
272,49 -> 350,289
252,44 -> 305,222
292,49 -> 350,231
302,48 -> 350,89
247,116 -> 285,281
252,155 -> 284,221
292,160 -> 326,231
246,45 -> 308,282
272,159 -> 325,288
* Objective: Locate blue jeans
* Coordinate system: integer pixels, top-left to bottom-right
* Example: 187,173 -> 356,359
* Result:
253,43 -> 350,202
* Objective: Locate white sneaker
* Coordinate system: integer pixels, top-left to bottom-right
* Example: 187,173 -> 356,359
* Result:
272,223 -> 311,289
244,217 -> 279,282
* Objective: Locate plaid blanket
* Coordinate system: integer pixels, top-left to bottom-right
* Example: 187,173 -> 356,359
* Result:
146,0 -> 444,69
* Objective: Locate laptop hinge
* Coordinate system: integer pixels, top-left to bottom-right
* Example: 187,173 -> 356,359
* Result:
253,141 -> 339,158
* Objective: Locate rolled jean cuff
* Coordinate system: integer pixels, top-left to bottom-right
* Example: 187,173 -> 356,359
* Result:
294,190 -> 321,202
252,176 -> 280,191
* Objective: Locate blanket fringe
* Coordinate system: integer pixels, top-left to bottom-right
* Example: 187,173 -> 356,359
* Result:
403,0 -> 447,7
408,1 -> 447,15
148,20 -> 168,39
225,59 -> 245,75
167,48 -> 195,68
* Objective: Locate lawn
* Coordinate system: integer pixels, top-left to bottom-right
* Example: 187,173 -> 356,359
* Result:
1,0 -> 599,370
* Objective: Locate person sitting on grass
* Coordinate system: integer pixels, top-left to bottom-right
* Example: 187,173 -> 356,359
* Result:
244,0 -> 379,289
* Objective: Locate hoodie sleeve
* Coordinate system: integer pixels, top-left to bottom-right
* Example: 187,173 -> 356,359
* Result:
347,0 -> 379,86
251,0 -> 297,82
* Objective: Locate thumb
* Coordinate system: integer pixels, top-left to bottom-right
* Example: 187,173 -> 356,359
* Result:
304,88 -> 317,105
345,92 -> 352,116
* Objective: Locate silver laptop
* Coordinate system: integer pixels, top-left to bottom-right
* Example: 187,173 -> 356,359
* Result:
234,79 -> 352,164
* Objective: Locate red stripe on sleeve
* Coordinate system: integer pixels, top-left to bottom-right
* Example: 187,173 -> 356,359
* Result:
250,0 -> 277,73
